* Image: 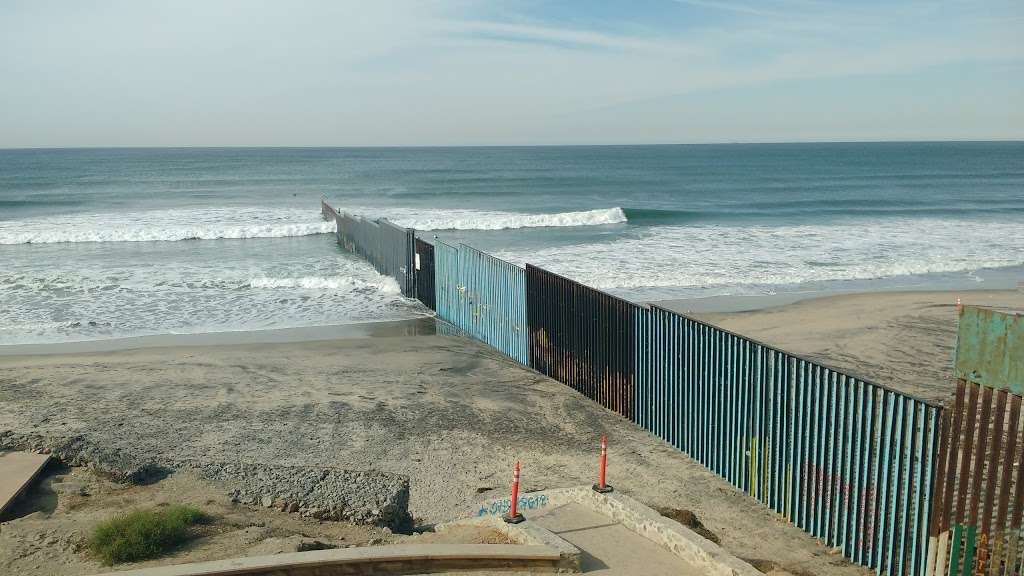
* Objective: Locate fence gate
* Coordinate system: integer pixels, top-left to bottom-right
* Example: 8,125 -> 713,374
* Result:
414,238 -> 436,310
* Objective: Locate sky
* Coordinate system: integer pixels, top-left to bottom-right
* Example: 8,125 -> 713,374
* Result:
1,0 -> 1022,147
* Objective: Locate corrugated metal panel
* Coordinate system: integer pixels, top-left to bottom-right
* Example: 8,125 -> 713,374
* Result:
526,264 -> 635,418
333,211 -> 415,297
432,242 -> 527,364
633,305 -> 940,575
955,307 -> 1023,394
433,240 -> 460,323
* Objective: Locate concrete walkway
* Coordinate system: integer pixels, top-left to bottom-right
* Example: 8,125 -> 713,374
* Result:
533,503 -> 702,575
0,451 -> 49,517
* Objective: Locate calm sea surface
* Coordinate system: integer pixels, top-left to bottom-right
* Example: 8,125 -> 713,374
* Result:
1,142 -> 1022,345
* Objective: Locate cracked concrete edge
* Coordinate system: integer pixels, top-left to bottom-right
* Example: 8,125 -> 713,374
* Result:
89,544 -> 563,576
473,486 -> 761,576
437,514 -> 582,572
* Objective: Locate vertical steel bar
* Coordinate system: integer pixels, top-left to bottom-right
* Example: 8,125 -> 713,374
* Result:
978,390 -> 1007,575
991,395 -> 1021,576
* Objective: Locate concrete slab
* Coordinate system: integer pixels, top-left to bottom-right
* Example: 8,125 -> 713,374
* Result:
0,451 -> 49,517
534,502 -> 701,575
90,544 -> 564,576
437,514 -> 582,571
474,486 -> 761,576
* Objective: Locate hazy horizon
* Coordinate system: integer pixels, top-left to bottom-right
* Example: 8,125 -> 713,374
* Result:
2,0 -> 1022,148
4,139 -> 1024,152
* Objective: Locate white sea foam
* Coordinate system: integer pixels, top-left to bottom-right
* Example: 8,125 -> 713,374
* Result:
494,217 -> 1024,294
353,206 -> 627,231
0,254 -> 425,345
0,206 -> 626,244
0,207 -> 334,244
249,275 -> 400,293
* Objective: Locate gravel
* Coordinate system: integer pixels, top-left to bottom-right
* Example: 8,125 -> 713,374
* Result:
0,431 -> 412,531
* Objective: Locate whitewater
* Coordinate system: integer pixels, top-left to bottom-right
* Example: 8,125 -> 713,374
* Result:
0,206 -> 628,245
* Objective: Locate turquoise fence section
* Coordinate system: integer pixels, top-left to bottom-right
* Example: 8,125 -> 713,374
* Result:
432,241 -> 528,365
434,240 -> 460,325
635,305 -> 941,576
954,306 -> 1023,394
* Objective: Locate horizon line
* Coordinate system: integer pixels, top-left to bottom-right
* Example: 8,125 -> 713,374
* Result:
2,138 -> 1023,152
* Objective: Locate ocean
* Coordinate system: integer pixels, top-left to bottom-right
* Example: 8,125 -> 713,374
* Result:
1,142 -> 1022,346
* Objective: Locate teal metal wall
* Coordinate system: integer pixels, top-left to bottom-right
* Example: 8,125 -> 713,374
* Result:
635,305 -> 941,576
433,241 -> 528,365
954,306 -> 1023,394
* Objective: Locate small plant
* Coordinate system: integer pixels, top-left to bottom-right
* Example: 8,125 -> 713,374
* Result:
87,504 -> 208,565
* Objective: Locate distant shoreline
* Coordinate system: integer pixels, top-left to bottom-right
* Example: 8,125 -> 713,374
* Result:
0,317 -> 436,356
3,140 -> 1023,152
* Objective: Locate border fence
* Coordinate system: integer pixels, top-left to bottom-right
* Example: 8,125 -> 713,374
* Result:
322,200 -> 415,297
928,379 -> 1024,576
320,201 -> 1020,576
527,264 -> 636,418
414,238 -> 436,310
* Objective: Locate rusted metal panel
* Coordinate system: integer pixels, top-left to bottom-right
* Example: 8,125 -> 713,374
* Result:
526,264 -> 635,417
933,380 -> 1024,576
991,394 -> 1020,576
955,306 -> 1023,393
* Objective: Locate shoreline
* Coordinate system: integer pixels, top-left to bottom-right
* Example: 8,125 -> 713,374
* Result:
2,285 -> 1020,356
0,317 -> 437,356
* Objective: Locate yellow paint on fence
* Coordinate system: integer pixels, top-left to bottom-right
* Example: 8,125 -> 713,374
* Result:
750,438 -> 757,497
1005,532 -> 1020,576
989,535 -> 1003,576
785,466 -> 791,521
976,532 -> 988,576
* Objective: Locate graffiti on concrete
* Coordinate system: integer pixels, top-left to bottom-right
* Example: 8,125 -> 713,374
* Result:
477,493 -> 550,517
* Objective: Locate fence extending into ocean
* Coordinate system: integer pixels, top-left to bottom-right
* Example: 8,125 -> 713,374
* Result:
321,201 -> 1022,576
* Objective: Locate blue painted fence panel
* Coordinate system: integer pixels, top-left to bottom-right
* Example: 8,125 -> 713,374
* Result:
432,241 -> 528,365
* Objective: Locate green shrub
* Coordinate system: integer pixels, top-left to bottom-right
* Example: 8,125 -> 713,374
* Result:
87,505 -> 208,565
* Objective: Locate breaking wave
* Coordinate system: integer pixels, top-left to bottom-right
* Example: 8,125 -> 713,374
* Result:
0,207 -> 334,245
494,217 -> 1024,292
367,206 -> 627,231
248,275 -> 400,293
1,206 -> 628,244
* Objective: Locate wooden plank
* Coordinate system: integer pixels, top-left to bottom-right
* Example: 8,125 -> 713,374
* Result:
0,451 -> 50,516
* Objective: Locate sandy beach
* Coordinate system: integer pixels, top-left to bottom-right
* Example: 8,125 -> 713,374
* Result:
676,288 -> 1024,404
1,287 -> 1021,575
